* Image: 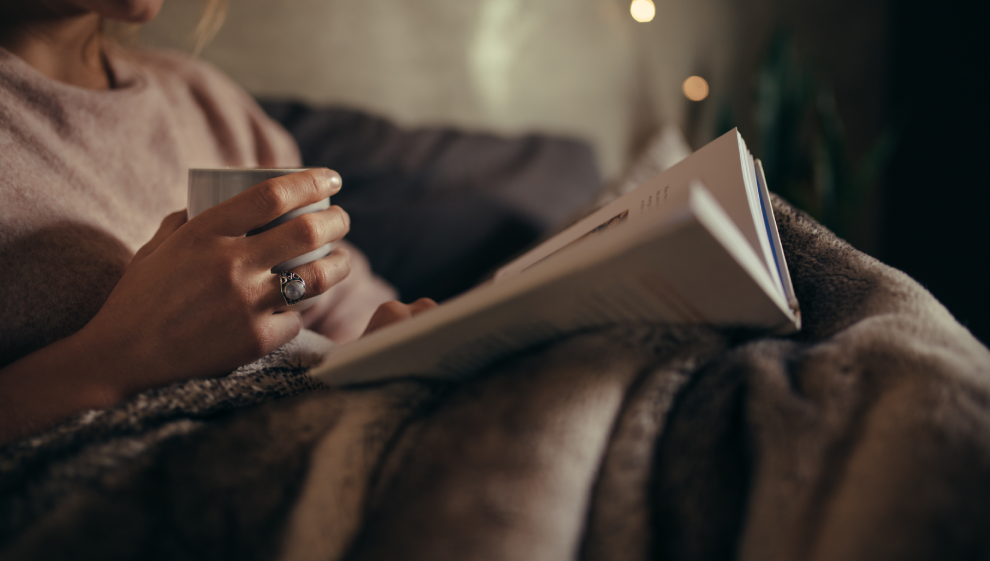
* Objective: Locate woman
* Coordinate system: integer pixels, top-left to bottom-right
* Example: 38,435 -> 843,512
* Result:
0,0 -> 434,444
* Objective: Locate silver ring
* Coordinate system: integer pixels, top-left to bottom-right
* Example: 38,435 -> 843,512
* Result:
279,271 -> 306,306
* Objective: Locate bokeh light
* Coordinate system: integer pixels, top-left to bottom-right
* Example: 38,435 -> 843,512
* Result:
682,76 -> 709,101
630,0 -> 656,23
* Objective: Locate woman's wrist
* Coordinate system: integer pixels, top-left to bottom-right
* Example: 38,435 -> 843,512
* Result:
0,329 -> 129,445
62,324 -> 133,405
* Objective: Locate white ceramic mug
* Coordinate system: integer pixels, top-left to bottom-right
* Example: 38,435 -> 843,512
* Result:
188,168 -> 333,307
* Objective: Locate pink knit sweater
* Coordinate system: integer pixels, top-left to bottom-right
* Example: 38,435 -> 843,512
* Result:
0,46 -> 393,368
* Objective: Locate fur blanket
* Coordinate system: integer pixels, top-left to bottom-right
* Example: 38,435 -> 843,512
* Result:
1,196 -> 989,561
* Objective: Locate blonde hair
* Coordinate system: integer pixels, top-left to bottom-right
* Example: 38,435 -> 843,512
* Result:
192,0 -> 229,56
102,0 -> 229,56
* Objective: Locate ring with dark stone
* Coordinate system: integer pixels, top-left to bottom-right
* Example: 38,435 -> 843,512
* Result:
279,271 -> 306,306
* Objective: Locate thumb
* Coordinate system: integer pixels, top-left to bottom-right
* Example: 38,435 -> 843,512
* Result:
132,210 -> 187,263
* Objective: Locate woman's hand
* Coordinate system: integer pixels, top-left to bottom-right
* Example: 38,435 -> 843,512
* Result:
362,298 -> 439,336
0,168 -> 355,443
76,168 -> 353,396
298,240 -> 400,344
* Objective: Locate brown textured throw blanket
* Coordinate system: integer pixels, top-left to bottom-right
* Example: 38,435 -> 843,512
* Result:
1,196 -> 989,560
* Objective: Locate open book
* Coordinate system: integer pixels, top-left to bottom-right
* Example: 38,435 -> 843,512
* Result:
311,129 -> 800,386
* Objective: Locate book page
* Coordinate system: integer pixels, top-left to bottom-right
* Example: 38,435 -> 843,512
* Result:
740,144 -> 784,297
493,129 -> 762,282
755,159 -> 798,313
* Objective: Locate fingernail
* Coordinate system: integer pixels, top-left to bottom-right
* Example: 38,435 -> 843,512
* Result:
327,170 -> 342,188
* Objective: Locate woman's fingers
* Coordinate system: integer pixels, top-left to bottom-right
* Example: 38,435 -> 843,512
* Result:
408,297 -> 439,316
258,310 -> 304,355
363,298 -> 438,336
132,210 -> 187,263
363,301 -> 413,335
266,248 -> 351,310
248,206 -> 350,270
198,168 -> 343,236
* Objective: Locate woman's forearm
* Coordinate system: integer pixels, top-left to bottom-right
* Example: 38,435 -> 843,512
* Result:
0,330 -> 124,446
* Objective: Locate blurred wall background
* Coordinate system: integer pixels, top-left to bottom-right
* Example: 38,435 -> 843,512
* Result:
142,0 -> 739,179
142,0 -> 988,344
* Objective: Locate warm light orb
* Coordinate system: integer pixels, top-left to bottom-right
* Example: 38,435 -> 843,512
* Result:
682,76 -> 709,101
630,0 -> 656,23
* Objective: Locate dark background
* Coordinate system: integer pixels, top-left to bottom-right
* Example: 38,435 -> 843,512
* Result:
720,0 -> 988,344
884,0 -> 989,344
